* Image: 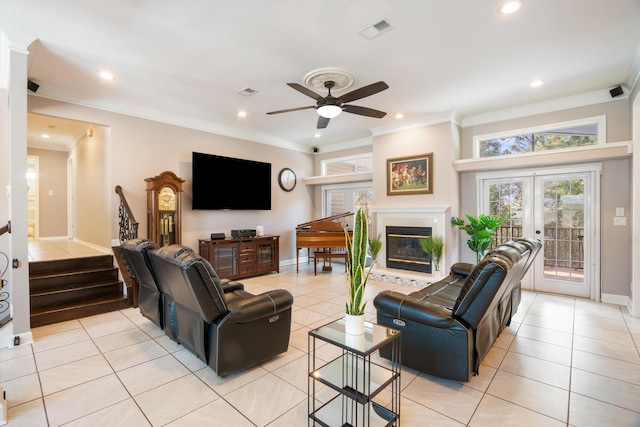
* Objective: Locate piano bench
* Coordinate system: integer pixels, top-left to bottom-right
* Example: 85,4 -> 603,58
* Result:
314,251 -> 347,275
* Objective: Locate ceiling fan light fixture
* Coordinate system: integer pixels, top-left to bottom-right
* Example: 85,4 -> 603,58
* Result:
317,104 -> 342,118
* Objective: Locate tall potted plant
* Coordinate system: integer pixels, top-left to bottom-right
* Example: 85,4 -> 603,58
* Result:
451,214 -> 503,262
344,206 -> 374,334
367,233 -> 382,266
419,235 -> 444,272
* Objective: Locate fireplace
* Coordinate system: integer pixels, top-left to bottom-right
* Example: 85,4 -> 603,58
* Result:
386,226 -> 432,274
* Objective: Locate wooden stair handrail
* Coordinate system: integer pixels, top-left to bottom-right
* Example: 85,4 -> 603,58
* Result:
0,221 -> 10,236
115,185 -> 139,243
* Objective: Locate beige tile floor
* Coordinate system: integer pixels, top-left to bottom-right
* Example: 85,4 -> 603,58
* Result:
2,241 -> 640,426
27,239 -> 109,262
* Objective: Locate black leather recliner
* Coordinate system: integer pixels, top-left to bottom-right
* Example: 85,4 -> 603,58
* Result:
441,237 -> 542,331
149,244 -> 294,376
503,237 -> 542,324
374,245 -> 525,382
121,238 -> 163,327
121,239 -> 247,329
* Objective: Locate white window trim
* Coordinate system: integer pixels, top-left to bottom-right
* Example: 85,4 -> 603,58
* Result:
473,115 -> 607,159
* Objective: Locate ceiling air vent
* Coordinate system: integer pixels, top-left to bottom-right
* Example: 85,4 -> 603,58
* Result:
358,18 -> 393,40
237,87 -> 258,97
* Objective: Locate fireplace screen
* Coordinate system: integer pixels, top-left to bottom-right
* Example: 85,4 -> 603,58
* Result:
386,226 -> 432,273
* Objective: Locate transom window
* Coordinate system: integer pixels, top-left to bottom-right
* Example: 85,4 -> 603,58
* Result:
322,153 -> 372,176
474,116 -> 605,159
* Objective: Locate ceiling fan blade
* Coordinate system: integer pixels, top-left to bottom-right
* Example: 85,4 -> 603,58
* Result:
287,83 -> 323,100
339,81 -> 389,103
342,104 -> 387,118
266,106 -> 315,115
317,116 -> 330,129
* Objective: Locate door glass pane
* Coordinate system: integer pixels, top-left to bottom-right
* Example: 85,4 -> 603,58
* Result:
542,178 -> 585,283
487,181 -> 524,247
325,186 -> 372,230
328,191 -> 347,217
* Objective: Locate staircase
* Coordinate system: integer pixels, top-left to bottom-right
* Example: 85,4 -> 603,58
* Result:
29,254 -> 131,328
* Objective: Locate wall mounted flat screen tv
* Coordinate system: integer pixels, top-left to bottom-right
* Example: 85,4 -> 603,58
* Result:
192,151 -> 271,210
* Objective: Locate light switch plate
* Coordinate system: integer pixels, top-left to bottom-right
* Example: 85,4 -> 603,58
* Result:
616,207 -> 625,217
614,217 -> 627,226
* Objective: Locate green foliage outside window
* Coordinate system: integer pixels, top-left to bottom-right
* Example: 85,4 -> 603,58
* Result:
479,130 -> 597,158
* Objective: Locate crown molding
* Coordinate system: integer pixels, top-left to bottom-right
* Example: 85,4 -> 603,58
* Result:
370,110 -> 455,137
460,89 -> 623,128
314,136 -> 373,153
627,44 -> 640,95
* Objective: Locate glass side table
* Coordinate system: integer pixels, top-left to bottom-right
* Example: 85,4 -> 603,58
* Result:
308,318 -> 401,427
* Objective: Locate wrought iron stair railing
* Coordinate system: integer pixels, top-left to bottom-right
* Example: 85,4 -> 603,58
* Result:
115,185 -> 139,243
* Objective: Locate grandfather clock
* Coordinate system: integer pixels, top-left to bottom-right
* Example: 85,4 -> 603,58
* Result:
145,171 -> 185,246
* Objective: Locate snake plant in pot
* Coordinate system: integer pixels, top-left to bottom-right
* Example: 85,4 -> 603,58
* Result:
343,206 -> 374,334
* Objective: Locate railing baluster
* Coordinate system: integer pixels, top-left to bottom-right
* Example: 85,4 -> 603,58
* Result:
115,185 -> 139,243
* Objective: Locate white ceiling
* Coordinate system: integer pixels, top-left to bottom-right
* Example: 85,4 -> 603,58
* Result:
2,0 -> 640,153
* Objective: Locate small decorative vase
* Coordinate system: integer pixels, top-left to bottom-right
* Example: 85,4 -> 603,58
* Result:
344,313 -> 365,335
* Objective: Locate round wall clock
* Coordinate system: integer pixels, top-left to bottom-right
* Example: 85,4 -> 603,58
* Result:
278,168 -> 297,192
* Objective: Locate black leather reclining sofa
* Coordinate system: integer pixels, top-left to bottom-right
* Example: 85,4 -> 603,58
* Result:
121,239 -> 294,376
374,238 -> 541,382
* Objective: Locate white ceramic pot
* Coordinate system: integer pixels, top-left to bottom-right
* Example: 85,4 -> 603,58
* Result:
344,313 -> 365,335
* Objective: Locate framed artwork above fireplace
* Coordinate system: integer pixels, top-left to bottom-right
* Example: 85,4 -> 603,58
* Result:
387,152 -> 433,195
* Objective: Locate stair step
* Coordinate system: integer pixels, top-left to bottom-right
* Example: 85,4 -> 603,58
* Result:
30,268 -> 120,292
29,255 -> 114,277
29,253 -> 132,327
30,281 -> 124,310
30,295 -> 131,328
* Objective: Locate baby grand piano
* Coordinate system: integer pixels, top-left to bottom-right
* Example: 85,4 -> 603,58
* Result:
296,212 -> 353,273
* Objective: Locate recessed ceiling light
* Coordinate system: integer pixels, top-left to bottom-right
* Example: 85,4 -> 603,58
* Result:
530,79 -> 544,87
237,110 -> 247,118
41,134 -> 50,138
499,1 -> 523,14
99,71 -> 115,80
314,133 -> 321,138
395,113 -> 404,119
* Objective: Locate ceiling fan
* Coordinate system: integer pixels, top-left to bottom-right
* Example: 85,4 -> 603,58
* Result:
267,80 -> 389,129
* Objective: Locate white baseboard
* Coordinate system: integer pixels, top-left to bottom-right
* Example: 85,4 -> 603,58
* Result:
601,292 -> 631,309
0,322 -> 33,350
280,257 -> 305,267
0,386 -> 7,425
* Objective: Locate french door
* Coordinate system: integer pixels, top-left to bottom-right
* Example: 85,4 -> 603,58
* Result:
323,182 -> 373,230
479,165 -> 600,299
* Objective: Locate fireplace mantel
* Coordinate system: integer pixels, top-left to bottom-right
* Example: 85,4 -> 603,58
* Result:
372,205 -> 450,215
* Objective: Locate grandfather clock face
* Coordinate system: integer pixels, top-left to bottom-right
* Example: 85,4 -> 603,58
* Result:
159,187 -> 176,210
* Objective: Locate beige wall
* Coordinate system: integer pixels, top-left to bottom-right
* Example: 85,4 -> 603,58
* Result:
28,96 -> 315,262
458,99 -> 633,296
27,148 -> 68,238
69,125 -> 111,246
461,98 -> 631,159
373,121 -> 460,209
600,159 -> 632,296
372,120 -> 462,270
